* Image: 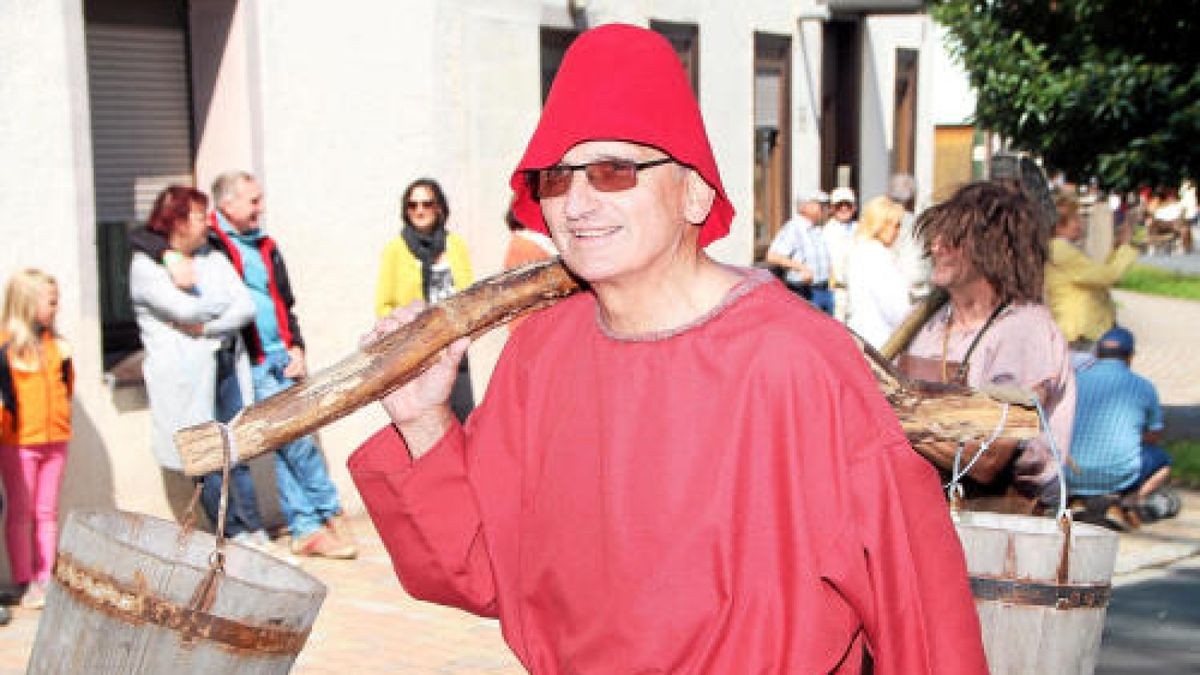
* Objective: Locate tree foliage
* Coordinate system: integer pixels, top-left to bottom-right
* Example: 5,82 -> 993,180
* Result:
932,0 -> 1200,191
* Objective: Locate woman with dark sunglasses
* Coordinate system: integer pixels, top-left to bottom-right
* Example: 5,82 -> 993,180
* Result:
375,178 -> 475,421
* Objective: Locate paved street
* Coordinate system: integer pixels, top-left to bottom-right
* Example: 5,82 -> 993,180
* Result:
1114,287 -> 1200,439
1100,558 -> 1200,673
0,284 -> 1196,673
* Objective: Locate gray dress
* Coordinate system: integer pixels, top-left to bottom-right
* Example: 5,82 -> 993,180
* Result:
130,246 -> 255,471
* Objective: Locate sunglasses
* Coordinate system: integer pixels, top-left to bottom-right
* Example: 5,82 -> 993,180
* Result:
528,157 -> 674,200
406,199 -> 436,210
834,202 -> 855,209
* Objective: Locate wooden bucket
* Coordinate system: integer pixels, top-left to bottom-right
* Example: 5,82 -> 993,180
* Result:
28,509 -> 326,674
954,511 -> 1119,674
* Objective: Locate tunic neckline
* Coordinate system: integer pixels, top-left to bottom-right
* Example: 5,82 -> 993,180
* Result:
594,266 -> 773,343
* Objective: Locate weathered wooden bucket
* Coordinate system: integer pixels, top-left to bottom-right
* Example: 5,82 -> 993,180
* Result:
28,509 -> 326,674
954,511 -> 1119,674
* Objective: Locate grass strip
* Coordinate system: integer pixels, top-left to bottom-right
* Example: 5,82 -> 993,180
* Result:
1117,264 -> 1200,301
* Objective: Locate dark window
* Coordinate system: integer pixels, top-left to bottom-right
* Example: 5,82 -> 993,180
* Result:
85,0 -> 195,366
540,28 -> 581,104
821,19 -> 861,195
893,48 -> 919,175
753,33 -> 792,256
650,21 -> 700,96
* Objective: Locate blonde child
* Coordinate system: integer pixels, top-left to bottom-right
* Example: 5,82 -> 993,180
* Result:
0,269 -> 72,610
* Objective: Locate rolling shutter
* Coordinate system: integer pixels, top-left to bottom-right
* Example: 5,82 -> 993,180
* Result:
84,1 -> 193,356
86,21 -> 193,224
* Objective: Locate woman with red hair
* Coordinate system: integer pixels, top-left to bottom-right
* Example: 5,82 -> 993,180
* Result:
129,185 -> 269,548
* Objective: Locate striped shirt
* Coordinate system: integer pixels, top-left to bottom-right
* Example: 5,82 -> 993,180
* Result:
1067,358 -> 1164,495
767,216 -> 831,286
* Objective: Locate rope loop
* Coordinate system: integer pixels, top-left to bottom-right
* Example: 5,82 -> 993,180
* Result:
944,403 -> 1011,491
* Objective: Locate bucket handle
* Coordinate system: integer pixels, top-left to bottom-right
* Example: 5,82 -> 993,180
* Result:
182,416 -> 240,624
947,394 -> 1076,587
945,403 -> 1011,510
172,414 -> 240,623
1031,396 -> 1074,585
176,411 -> 240,566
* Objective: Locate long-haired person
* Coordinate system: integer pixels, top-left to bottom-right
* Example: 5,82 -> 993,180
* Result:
375,178 -> 475,421
899,180 -> 1075,511
0,269 -> 72,610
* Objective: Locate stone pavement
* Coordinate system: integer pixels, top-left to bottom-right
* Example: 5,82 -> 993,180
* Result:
0,289 -> 1196,673
1106,286 -> 1200,577
1113,287 -> 1200,439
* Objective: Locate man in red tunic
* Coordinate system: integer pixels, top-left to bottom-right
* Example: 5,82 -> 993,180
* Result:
350,23 -> 987,674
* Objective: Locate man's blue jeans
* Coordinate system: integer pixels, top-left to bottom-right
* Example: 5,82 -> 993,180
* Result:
809,288 -> 835,315
199,344 -> 264,537
253,350 -> 342,539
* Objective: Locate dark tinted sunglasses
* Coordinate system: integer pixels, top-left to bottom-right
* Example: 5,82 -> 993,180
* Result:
527,157 -> 674,200
406,199 -> 436,210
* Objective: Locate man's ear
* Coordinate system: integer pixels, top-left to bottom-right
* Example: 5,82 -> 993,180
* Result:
682,169 -> 716,225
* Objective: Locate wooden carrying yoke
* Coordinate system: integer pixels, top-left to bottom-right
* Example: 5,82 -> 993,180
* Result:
175,259 -> 1038,477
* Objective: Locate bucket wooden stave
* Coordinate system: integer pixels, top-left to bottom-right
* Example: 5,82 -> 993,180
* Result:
954,511 -> 1119,674
28,509 -> 326,674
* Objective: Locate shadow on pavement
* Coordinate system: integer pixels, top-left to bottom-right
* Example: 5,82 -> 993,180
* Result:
1097,563 -> 1200,674
1163,404 -> 1200,442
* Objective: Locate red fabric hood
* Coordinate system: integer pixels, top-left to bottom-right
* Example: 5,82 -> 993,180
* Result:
509,23 -> 734,248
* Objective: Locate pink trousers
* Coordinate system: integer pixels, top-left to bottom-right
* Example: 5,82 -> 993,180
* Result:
0,441 -> 68,584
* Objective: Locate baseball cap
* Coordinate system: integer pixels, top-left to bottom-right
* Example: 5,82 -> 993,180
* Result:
797,189 -> 829,204
830,187 -> 856,205
1097,326 -> 1135,355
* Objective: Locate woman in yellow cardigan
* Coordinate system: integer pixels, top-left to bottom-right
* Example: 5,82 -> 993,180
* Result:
376,178 -> 475,420
1045,193 -> 1138,365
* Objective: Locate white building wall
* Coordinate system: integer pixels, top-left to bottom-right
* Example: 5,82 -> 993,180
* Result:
793,14 -> 826,201
859,14 -> 932,208
0,0 -> 944,539
190,0 -> 257,191
0,0 -> 186,581
928,21 -> 975,127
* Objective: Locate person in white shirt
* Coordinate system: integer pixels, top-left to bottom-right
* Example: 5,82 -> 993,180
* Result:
765,189 -> 833,313
823,186 -> 858,321
886,174 -> 932,303
846,196 -> 913,350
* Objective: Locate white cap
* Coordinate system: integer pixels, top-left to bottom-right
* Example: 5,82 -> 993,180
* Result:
796,189 -> 829,204
830,187 -> 856,205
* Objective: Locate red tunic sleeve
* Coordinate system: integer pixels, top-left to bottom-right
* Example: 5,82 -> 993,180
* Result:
851,439 -> 989,673
348,423 -> 499,617
820,338 -> 988,673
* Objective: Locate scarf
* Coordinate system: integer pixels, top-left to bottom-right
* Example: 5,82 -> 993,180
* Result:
401,224 -> 448,301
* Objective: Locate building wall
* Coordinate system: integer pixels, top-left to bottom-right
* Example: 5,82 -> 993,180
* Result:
0,0 -> 178,583
859,14 -> 934,209
0,1 -> 941,552
928,22 -> 975,127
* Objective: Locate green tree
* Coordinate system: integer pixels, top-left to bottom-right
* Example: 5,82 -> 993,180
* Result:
932,0 -> 1199,191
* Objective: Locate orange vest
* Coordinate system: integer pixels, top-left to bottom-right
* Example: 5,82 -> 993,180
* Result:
0,330 -> 73,446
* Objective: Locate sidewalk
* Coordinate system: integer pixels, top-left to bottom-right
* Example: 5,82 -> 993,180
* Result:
1107,286 -> 1200,576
